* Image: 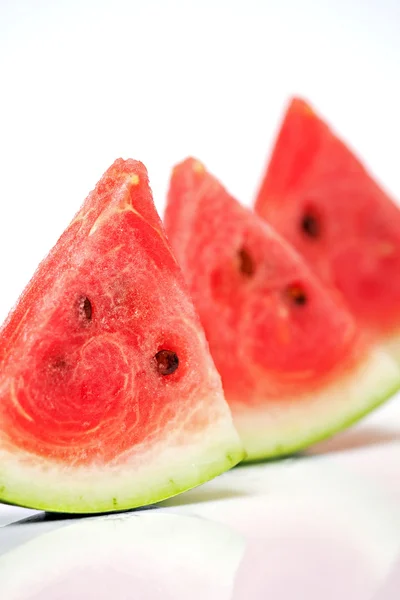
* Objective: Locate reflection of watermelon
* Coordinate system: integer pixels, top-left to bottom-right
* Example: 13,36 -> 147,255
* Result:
190,462 -> 400,598
254,97 -> 400,360
0,159 -> 243,513
165,158 -> 400,460
0,513 -> 245,599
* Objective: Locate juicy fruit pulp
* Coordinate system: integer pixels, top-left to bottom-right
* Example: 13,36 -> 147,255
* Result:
0,159 -> 244,513
165,158 -> 400,460
254,97 -> 400,354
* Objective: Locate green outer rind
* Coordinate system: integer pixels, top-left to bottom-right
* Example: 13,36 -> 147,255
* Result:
234,346 -> 400,462
0,424 -> 244,513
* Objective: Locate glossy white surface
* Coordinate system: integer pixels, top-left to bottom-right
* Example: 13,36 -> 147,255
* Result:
1,1 -> 400,599
1,396 -> 400,599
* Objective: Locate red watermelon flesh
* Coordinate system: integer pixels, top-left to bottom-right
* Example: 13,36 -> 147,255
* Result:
254,97 -> 400,356
0,159 -> 244,513
165,158 -> 400,460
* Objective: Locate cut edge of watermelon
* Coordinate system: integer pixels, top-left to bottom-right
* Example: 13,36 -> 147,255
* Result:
232,347 -> 400,462
0,417 -> 244,513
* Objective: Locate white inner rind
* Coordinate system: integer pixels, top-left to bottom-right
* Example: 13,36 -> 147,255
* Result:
233,347 -> 400,461
0,399 -> 243,513
383,329 -> 400,365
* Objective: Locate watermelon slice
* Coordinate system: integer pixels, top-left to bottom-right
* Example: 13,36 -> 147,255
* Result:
254,97 -> 400,360
0,159 -> 244,513
165,158 -> 400,460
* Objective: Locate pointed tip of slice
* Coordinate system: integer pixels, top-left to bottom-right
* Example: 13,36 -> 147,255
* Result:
170,157 -> 207,185
95,158 -> 150,198
288,96 -> 315,117
107,157 -> 149,178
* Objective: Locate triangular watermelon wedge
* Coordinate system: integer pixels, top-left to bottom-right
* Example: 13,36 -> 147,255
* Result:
254,97 -> 400,361
0,159 -> 244,513
165,158 -> 400,461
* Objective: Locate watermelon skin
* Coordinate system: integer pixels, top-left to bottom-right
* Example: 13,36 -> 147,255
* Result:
165,158 -> 400,461
0,159 -> 244,513
254,98 -> 400,356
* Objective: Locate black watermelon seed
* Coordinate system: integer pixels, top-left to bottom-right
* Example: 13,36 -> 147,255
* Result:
301,212 -> 320,239
238,247 -> 255,277
286,284 -> 307,306
154,350 -> 179,376
47,357 -> 69,379
49,357 -> 68,373
53,358 -> 67,369
78,296 -> 93,322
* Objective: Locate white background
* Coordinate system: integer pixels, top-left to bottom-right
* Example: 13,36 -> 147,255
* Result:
0,0 -> 400,324
1,3 -> 400,598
